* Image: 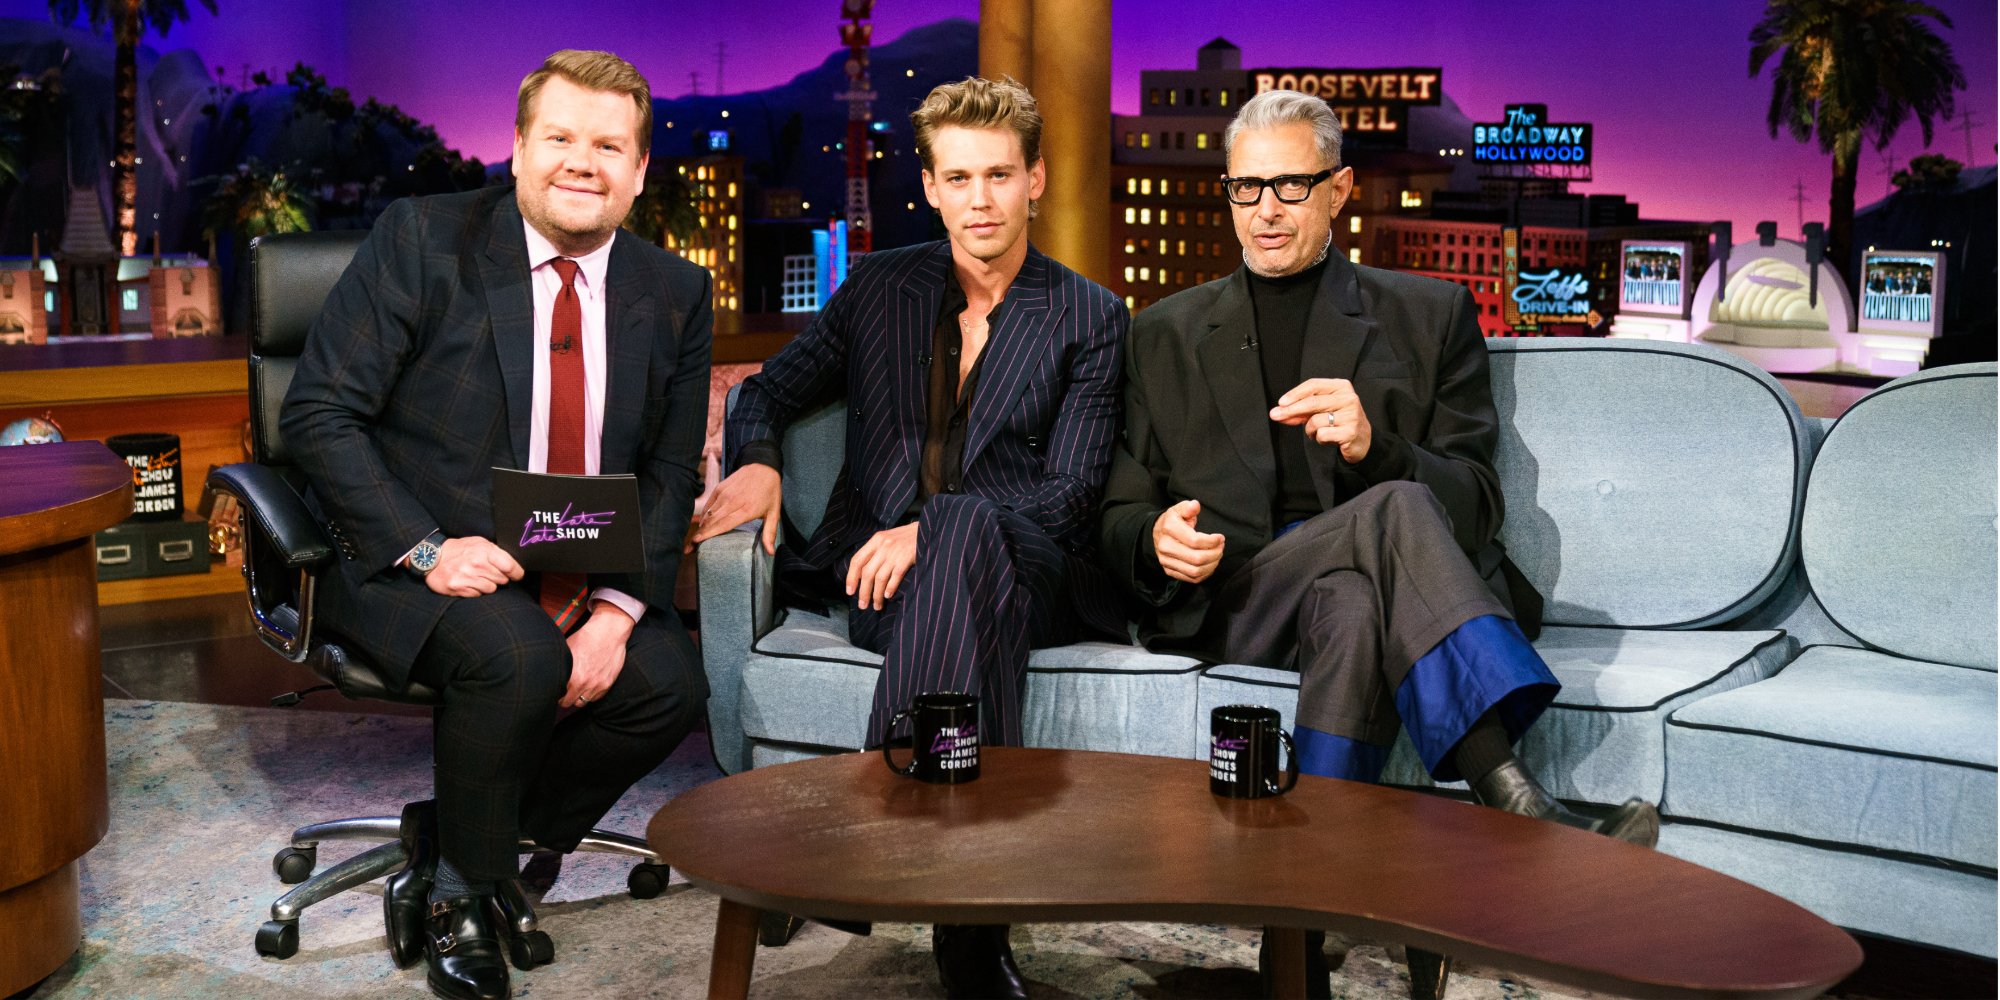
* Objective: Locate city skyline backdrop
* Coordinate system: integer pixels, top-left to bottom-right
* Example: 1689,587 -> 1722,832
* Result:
6,0 -> 1995,241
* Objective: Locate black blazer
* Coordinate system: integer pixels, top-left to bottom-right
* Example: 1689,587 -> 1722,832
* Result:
280,186 -> 713,681
725,241 -> 1128,628
1098,255 -> 1540,648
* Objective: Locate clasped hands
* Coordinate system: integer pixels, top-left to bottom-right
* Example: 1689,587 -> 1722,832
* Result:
1152,377 -> 1372,585
420,535 -> 632,709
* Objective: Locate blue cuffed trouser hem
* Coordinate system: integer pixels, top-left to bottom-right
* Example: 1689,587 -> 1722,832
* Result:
1394,614 -> 1559,783
1293,726 -> 1390,783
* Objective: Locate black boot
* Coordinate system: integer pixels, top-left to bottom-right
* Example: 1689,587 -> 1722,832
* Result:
932,924 -> 1027,1000
1258,929 -> 1333,999
423,895 -> 511,1000
384,800 -> 439,968
1470,760 -> 1659,848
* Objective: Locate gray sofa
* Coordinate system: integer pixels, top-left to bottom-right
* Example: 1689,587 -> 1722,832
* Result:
695,338 -> 1997,958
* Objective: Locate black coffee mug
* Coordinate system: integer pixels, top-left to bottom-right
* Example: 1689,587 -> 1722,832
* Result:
882,692 -> 981,784
1209,705 -> 1299,798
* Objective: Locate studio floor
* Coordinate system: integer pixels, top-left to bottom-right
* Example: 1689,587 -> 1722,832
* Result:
11,588 -> 1991,999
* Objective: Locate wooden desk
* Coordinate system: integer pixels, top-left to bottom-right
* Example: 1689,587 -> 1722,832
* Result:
0,338 -> 251,605
652,748 -> 1862,1000
0,441 -> 132,994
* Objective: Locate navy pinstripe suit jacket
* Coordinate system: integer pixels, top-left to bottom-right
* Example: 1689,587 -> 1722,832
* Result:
726,241 -> 1128,631
280,186 -> 713,682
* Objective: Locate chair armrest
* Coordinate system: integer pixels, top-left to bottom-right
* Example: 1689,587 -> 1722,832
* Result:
208,463 -> 334,569
696,522 -> 777,775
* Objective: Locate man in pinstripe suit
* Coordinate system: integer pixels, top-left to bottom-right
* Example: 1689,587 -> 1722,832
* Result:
695,77 -> 1126,1000
283,51 -> 707,1000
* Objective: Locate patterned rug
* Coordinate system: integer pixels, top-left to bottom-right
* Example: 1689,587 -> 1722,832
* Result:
26,699 -> 1603,999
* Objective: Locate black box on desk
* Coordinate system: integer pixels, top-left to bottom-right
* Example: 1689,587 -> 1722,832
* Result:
96,513 -> 211,581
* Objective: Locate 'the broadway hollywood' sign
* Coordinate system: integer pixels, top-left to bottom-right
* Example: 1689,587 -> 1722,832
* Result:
1250,68 -> 1442,134
1473,103 -> 1593,166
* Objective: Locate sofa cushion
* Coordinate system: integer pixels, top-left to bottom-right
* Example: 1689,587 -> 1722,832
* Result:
1487,339 -> 1809,629
1203,627 -> 1792,803
1800,363 -> 1998,670
741,610 -> 1207,757
1664,645 -> 1998,869
1658,821 -> 1996,959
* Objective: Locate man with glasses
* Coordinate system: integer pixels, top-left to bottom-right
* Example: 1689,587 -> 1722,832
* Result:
1097,90 -> 1660,993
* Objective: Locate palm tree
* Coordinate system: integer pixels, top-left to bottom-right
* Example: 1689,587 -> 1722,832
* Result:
1748,0 -> 1965,274
49,0 -> 218,256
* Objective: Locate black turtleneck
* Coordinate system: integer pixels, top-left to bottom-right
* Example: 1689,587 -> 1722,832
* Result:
1247,258 -> 1328,530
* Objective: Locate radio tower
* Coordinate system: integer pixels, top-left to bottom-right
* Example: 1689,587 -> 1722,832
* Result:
837,0 -> 876,257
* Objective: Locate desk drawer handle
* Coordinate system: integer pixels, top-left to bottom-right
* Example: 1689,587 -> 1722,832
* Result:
158,540 -> 195,562
97,544 -> 133,565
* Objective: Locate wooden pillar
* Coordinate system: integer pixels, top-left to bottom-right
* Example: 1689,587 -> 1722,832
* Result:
980,0 -> 1112,288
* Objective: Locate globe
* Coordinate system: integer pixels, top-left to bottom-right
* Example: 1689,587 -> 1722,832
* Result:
0,416 -> 64,447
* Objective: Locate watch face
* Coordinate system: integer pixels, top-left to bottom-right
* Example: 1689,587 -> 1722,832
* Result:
411,542 -> 440,573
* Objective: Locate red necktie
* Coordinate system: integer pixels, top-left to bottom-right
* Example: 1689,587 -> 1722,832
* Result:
539,258 -> 589,631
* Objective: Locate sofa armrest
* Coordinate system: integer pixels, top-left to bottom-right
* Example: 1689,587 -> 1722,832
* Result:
697,521 -> 777,774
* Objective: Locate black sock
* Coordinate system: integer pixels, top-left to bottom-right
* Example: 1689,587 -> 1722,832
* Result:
1451,710 -> 1516,785
431,857 -> 495,903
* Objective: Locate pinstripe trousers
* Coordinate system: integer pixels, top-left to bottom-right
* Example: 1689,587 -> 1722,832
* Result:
404,585 -> 705,882
848,493 -> 1075,749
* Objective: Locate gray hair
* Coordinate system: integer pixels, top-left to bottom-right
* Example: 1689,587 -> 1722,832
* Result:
1223,90 -> 1343,169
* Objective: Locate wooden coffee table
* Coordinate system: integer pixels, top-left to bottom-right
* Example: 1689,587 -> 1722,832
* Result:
648,747 -> 1860,999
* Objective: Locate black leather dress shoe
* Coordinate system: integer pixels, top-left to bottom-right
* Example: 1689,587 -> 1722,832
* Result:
424,895 -> 511,1000
1471,759 -> 1660,848
1257,929 -> 1333,999
384,800 -> 439,968
932,923 -> 1027,1000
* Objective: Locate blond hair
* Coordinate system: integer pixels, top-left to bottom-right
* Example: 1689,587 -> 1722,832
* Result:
910,76 -> 1042,173
516,50 -> 653,157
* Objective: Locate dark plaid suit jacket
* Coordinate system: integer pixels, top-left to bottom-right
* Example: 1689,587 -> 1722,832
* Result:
725,240 -> 1128,634
280,185 -> 713,682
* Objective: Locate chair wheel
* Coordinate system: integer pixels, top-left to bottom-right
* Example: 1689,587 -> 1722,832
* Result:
508,929 -> 555,970
255,919 -> 299,959
626,862 -> 672,899
273,846 -> 316,884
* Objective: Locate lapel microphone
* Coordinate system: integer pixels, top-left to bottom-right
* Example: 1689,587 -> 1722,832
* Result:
1241,332 -> 1259,351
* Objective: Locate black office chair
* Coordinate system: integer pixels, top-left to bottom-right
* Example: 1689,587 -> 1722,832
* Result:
209,229 -> 673,966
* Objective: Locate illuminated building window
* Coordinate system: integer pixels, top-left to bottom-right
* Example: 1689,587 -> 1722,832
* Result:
1159,177 -> 1169,193
1176,181 -> 1187,195
1174,270 -> 1183,283
1401,190 -> 1422,208
1124,131 -> 1135,148
1196,181 -> 1207,196
1159,269 -> 1168,285
1126,178 -> 1137,195
1350,216 -> 1362,234
1125,207 -> 1136,223
1124,241 -> 1136,254
1349,247 -> 1362,263
1176,211 -> 1187,226
1177,240 -> 1186,255
729,182 -> 738,197
1140,179 -> 1152,195
1196,132 -> 1208,150
1125,295 -> 1135,309
1195,242 -> 1206,256
1166,88 -> 1177,106
729,216 -> 738,230
1124,266 -> 1135,282
122,289 -> 139,311
1139,267 -> 1150,280
1218,89 -> 1229,106
1140,132 -> 1151,149
1211,242 -> 1222,256
1149,88 -> 1161,106
1140,209 -> 1151,224
1161,213 -> 1170,228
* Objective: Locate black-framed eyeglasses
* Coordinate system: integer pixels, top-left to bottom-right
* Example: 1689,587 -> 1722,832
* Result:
1219,170 -> 1334,205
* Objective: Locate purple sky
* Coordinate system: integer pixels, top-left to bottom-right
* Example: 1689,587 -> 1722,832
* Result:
12,0 -> 1995,237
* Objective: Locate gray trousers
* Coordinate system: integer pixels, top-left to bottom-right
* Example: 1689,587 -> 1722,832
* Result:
1189,481 -> 1515,746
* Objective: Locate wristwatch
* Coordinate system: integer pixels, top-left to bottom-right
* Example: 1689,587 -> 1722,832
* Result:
408,530 -> 447,577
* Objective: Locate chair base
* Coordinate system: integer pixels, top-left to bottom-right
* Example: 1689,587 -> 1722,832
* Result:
255,812 -> 670,960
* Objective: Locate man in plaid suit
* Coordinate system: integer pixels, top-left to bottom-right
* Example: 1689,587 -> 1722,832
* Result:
281,50 -> 708,1000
